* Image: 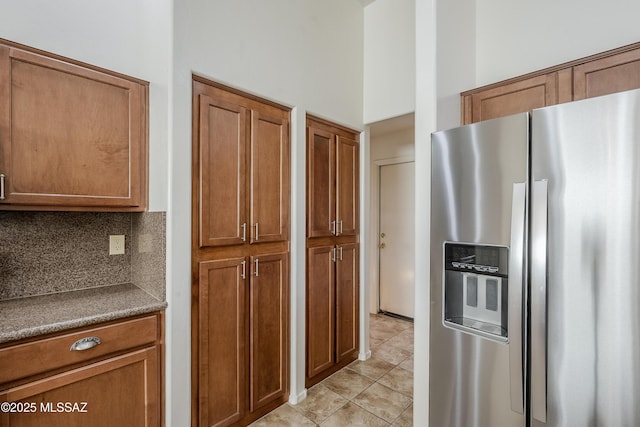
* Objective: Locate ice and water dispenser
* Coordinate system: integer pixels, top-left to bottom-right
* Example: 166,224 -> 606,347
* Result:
443,243 -> 509,342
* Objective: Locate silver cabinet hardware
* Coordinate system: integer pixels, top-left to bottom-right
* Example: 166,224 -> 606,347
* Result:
0,174 -> 5,200
70,336 -> 101,351
241,260 -> 246,279
255,223 -> 259,241
332,247 -> 337,262
338,246 -> 343,261
241,223 -> 247,242
254,258 -> 259,276
331,220 -> 336,235
338,220 -> 343,235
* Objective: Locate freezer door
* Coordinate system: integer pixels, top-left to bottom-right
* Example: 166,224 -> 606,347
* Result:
531,88 -> 640,427
430,113 -> 528,427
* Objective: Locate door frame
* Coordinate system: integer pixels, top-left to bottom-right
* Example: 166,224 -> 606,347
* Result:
370,156 -> 414,314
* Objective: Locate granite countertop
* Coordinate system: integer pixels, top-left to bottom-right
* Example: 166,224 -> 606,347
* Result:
0,283 -> 167,344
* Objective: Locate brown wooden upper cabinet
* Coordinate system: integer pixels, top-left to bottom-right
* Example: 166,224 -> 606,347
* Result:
0,40 -> 148,211
307,116 -> 359,238
573,47 -> 640,100
462,41 -> 640,124
196,83 -> 289,248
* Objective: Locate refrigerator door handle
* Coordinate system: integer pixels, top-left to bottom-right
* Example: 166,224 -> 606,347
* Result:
531,179 -> 548,422
508,182 -> 526,414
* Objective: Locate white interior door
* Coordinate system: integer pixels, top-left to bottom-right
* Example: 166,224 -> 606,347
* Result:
379,161 -> 415,318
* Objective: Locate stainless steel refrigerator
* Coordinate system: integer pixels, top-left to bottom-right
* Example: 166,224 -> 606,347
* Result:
430,88 -> 640,427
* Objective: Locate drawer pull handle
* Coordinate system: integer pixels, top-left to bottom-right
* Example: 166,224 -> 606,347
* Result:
70,337 -> 102,351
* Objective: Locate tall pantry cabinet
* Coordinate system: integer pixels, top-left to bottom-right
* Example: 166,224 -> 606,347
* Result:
192,78 -> 290,427
306,116 -> 360,387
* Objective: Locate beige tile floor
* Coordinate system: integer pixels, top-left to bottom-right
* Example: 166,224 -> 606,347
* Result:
251,313 -> 414,426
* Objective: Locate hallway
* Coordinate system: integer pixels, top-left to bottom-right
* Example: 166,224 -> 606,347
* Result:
251,314 -> 414,426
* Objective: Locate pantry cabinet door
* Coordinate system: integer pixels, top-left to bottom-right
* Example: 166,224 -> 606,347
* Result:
307,126 -> 336,238
250,111 -> 289,243
335,136 -> 359,237
198,94 -> 248,248
335,243 -> 359,363
249,253 -> 289,412
306,246 -> 336,381
198,258 -> 247,427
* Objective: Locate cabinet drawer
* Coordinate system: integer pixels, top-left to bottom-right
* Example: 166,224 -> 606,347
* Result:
0,315 -> 158,386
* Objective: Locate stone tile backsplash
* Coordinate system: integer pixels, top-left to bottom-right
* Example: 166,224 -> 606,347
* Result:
0,211 -> 165,301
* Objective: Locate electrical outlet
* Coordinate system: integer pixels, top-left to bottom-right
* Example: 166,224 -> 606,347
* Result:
109,235 -> 125,255
138,234 -> 153,253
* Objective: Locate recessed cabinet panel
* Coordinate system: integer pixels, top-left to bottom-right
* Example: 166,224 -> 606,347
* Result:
0,43 -> 148,210
335,243 -> 359,362
574,48 -> 640,100
198,95 -> 247,248
307,127 -> 335,238
250,112 -> 289,243
198,259 -> 246,427
466,73 -> 562,124
306,246 -> 335,379
336,136 -> 359,237
249,253 -> 289,412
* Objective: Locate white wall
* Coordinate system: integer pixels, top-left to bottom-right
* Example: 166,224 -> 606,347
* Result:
363,0 -> 416,123
0,0 -> 172,212
476,0 -> 640,87
169,1 -> 364,424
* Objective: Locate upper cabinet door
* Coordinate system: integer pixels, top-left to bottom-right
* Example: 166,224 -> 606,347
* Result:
573,48 -> 640,100
307,126 -> 335,238
336,135 -> 359,237
250,111 -> 289,243
0,44 -> 148,210
198,94 -> 248,248
462,71 -> 572,124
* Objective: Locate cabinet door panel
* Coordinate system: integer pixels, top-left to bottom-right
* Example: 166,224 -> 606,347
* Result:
573,48 -> 640,100
249,253 -> 289,412
199,258 -> 247,427
0,46 -> 145,209
198,95 -> 248,247
306,246 -> 335,380
0,348 -> 158,427
307,127 -> 335,238
250,111 -> 289,243
336,136 -> 359,236
465,72 -> 567,124
335,243 -> 359,363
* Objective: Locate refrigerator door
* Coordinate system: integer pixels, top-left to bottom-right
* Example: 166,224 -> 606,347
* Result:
531,88 -> 640,427
431,113 -> 528,427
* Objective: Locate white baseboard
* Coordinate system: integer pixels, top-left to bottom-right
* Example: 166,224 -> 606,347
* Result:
359,349 -> 372,361
288,388 -> 308,405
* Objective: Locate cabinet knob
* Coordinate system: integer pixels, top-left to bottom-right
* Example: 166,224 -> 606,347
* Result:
70,336 -> 102,351
379,243 -> 386,249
